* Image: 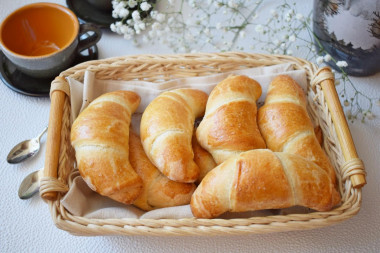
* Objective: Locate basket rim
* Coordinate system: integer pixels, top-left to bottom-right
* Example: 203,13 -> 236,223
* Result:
43,51 -> 364,236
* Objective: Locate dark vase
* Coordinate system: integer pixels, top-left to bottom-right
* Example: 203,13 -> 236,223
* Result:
87,0 -> 113,11
313,0 -> 380,76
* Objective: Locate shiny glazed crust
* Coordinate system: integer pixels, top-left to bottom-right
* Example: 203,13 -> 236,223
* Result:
257,75 -> 337,184
70,90 -> 143,204
190,149 -> 341,218
140,88 -> 208,183
196,75 -> 266,165
129,131 -> 196,211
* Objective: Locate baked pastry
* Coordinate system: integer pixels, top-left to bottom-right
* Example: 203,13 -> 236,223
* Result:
129,131 -> 196,211
71,90 -> 143,204
257,75 -> 337,184
196,75 -> 266,164
190,149 -> 341,218
192,130 -> 217,184
140,88 -> 208,183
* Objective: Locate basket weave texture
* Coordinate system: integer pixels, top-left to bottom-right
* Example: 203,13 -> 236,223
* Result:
40,52 -> 365,236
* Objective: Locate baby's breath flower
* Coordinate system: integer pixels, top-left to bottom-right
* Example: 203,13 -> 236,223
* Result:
239,30 -> 246,38
366,111 -> 374,120
289,35 -> 296,42
316,56 -> 324,65
124,33 -> 132,40
228,0 -> 238,8
324,54 -> 332,62
336,61 -> 348,67
285,10 -> 293,22
127,19 -> 133,25
110,23 -> 117,32
150,10 -> 158,19
188,0 -> 196,8
270,9 -> 278,18
155,13 -> 166,22
346,110 -> 352,119
132,10 -> 141,21
120,24 -> 129,34
111,0 -> 156,41
152,22 -> 161,30
296,13 -> 304,21
287,49 -> 293,55
255,24 -> 264,34
128,0 -> 137,8
140,2 -> 151,11
119,8 -> 129,18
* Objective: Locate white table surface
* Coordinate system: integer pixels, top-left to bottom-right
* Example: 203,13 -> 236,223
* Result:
1,0 -> 379,252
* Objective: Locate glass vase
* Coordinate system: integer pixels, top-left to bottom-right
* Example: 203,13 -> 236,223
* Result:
313,0 -> 380,76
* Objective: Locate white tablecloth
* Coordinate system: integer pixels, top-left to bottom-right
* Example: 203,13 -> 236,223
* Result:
1,0 -> 379,252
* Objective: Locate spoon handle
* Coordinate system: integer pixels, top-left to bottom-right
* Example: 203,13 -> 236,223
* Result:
37,126 -> 48,141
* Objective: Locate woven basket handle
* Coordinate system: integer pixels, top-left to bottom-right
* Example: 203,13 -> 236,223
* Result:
312,67 -> 366,188
41,77 -> 67,200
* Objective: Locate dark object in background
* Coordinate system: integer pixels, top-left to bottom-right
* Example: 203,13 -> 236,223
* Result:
313,0 -> 380,76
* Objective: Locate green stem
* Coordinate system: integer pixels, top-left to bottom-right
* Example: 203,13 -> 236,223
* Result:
229,0 -> 264,50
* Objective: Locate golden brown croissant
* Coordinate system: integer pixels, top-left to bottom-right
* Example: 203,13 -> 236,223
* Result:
190,149 -> 341,218
140,88 -> 208,183
71,90 -> 143,204
257,75 -> 337,184
196,75 -> 266,164
129,131 -> 196,211
192,131 -> 217,184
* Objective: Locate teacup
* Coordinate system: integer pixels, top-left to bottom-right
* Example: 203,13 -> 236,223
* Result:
0,2 -> 102,78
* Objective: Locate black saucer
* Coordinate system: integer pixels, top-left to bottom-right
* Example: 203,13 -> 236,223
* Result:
66,0 -> 116,29
0,45 -> 98,97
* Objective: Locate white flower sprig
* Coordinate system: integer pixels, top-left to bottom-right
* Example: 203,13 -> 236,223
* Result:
110,0 -> 158,41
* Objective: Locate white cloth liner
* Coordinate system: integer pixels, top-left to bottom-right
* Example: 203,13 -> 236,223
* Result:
61,63 -> 308,219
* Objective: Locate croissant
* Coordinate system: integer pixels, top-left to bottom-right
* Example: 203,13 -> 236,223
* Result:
192,130 -> 217,184
129,131 -> 196,211
190,149 -> 341,218
140,88 -> 208,183
196,75 -> 266,164
71,90 -> 143,204
257,75 -> 337,184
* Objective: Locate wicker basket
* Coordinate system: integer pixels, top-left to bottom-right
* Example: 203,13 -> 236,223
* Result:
40,52 -> 366,236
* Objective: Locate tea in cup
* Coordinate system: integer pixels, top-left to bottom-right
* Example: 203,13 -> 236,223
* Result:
0,2 -> 102,78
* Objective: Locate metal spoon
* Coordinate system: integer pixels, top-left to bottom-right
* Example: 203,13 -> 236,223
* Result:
7,126 -> 48,164
18,169 -> 43,199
